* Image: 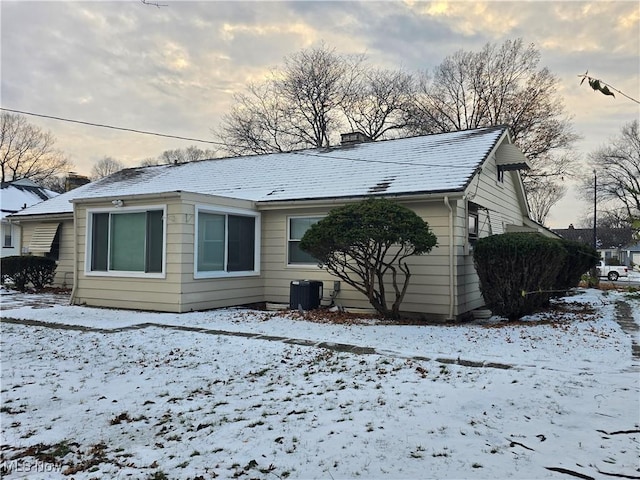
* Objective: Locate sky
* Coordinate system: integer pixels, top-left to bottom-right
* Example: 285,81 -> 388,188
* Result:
1,286 -> 639,478
1,1 -> 639,229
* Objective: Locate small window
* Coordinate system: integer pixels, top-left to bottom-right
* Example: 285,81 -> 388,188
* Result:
497,166 -> 505,183
288,217 -> 322,265
196,208 -> 259,276
468,205 -> 479,246
89,209 -> 164,274
2,224 -> 12,248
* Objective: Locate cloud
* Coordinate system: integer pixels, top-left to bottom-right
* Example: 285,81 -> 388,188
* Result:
402,1 -> 527,38
1,0 -> 637,228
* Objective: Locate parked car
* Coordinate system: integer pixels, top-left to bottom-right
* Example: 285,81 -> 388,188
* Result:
596,261 -> 628,281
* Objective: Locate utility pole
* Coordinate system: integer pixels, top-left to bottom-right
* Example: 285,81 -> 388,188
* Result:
593,169 -> 597,249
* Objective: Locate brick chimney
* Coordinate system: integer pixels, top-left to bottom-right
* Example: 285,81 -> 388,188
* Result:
340,132 -> 372,145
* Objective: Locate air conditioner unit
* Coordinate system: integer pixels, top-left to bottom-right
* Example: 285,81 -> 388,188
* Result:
289,280 -> 323,310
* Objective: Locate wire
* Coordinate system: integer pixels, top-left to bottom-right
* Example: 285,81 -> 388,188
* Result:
0,106 -> 489,170
0,107 -> 226,146
289,148 -> 476,169
577,73 -> 640,104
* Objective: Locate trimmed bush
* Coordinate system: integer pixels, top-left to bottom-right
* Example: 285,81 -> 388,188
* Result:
1,255 -> 57,291
473,233 -> 566,320
300,198 -> 437,319
554,240 -> 600,295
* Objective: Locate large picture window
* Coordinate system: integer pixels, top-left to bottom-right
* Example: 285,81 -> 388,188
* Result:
288,217 -> 322,265
89,209 -> 164,274
196,208 -> 259,277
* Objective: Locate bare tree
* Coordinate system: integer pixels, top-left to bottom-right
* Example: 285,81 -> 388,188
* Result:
90,156 -> 125,180
158,145 -> 217,164
342,68 -> 415,140
582,120 -> 640,229
217,44 -> 364,154
276,44 -> 363,148
40,175 -> 67,194
218,82 -> 302,155
526,180 -> 566,225
407,39 -> 578,224
139,157 -> 160,167
0,112 -> 71,185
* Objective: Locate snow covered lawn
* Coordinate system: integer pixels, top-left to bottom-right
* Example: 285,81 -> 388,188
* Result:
1,288 -> 639,479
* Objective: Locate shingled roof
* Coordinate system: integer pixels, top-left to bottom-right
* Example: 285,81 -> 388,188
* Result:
0,179 -> 59,219
11,126 -> 508,217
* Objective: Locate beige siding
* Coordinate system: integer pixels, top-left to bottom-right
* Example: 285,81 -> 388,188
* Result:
170,194 -> 264,312
261,201 -> 455,319
72,198 -> 184,312
74,194 -> 266,313
67,153 -> 529,320
457,147 -> 530,315
20,218 -> 74,288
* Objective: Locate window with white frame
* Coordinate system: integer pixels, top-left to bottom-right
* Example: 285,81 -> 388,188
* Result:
288,216 -> 322,265
88,209 -> 164,274
196,208 -> 259,276
2,223 -> 12,248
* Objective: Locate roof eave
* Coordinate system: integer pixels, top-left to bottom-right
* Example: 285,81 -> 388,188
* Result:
255,189 -> 466,209
70,191 -> 183,204
7,212 -> 74,222
461,127 -> 509,192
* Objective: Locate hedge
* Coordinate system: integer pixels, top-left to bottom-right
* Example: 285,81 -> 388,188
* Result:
1,255 -> 57,291
554,240 -> 600,295
473,233 -> 567,320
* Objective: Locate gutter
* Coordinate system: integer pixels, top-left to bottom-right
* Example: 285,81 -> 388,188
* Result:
256,192 -> 463,210
6,212 -> 74,222
69,191 -> 182,205
69,206 -> 78,306
443,196 -> 456,321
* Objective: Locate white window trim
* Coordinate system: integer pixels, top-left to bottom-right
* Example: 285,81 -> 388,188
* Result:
286,215 -> 324,267
194,204 -> 261,279
85,205 -> 167,279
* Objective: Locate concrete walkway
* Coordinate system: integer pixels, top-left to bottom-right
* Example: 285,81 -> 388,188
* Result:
0,316 -> 516,371
2,290 -> 638,371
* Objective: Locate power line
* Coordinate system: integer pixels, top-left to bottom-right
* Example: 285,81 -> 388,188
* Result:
0,107 -> 226,146
290,149 -> 474,169
0,106 -> 487,170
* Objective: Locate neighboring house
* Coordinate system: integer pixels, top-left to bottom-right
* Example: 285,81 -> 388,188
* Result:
624,242 -> 640,270
0,179 -> 59,258
9,126 -> 555,320
553,224 -> 636,266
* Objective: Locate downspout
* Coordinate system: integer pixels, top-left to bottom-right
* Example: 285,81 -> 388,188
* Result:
69,206 -> 78,306
443,196 -> 455,321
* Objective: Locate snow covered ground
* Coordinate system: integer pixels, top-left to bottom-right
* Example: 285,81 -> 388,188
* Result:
1,287 -> 639,480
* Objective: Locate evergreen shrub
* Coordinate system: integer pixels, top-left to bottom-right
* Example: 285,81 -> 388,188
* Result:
473,232 -> 566,320
554,240 -> 600,294
1,255 -> 57,291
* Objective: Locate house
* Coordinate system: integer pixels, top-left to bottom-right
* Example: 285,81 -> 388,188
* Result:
553,224 -> 636,266
9,126 -> 555,320
0,179 -> 59,258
